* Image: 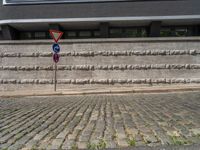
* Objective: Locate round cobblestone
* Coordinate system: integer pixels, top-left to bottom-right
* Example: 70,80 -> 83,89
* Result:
0,91 -> 200,149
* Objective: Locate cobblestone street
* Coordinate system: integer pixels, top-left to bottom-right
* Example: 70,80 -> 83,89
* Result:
0,91 -> 200,150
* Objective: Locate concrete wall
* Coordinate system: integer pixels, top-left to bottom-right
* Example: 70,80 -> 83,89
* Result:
0,37 -> 200,91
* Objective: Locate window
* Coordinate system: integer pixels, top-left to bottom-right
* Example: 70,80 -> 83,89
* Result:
175,28 -> 188,37
93,31 -> 100,38
110,28 -> 123,38
20,31 -> 48,39
110,27 -> 147,38
34,32 -> 46,39
79,31 -> 92,38
20,32 -> 32,39
65,31 -> 77,38
124,29 -> 138,37
160,27 -> 189,37
160,28 -> 172,37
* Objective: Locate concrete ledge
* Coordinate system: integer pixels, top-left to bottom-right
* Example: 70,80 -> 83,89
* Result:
1,37 -> 200,45
1,85 -> 200,97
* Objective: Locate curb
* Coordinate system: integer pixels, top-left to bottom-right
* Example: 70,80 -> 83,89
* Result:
0,86 -> 200,97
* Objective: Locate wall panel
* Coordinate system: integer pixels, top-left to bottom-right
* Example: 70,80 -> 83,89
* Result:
0,37 -> 200,91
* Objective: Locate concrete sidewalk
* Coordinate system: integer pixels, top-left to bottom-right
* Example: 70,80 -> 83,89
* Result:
0,84 -> 200,97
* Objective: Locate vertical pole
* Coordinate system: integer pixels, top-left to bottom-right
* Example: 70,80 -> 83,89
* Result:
54,63 -> 57,92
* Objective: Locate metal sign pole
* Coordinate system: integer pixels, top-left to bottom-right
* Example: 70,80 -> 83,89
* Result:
54,62 -> 57,92
49,30 -> 63,92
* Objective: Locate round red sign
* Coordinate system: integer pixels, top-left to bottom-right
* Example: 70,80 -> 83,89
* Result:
53,53 -> 59,63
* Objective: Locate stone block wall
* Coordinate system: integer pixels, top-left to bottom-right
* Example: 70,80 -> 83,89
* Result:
0,37 -> 200,91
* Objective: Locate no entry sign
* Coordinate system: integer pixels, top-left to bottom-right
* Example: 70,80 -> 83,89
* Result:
53,53 -> 60,63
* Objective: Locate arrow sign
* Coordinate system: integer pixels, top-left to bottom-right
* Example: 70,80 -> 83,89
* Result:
49,30 -> 63,43
52,43 -> 60,53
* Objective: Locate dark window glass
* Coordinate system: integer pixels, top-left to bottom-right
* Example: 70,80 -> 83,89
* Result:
138,28 -> 147,37
110,28 -> 147,38
110,29 -> 122,38
175,28 -> 188,37
160,28 -> 172,37
8,26 -> 197,40
141,28 -> 147,37
94,31 -> 100,38
79,31 -> 92,38
20,32 -> 32,39
47,32 -> 52,39
160,27 -> 189,37
34,32 -> 46,39
124,29 -> 138,37
67,31 -> 77,38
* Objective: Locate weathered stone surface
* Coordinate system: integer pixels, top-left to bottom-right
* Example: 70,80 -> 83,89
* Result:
1,39 -> 200,91
0,50 -> 200,58
1,92 -> 200,149
1,64 -> 200,71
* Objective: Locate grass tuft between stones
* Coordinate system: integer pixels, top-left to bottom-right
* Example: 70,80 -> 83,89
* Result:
87,142 -> 97,150
71,143 -> 78,150
170,136 -> 192,145
87,138 -> 107,150
127,137 -> 136,147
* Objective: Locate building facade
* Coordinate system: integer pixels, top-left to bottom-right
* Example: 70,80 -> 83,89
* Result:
0,0 -> 200,40
0,0 -> 200,91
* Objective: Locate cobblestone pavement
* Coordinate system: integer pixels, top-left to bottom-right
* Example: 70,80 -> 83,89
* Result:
0,91 -> 200,150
